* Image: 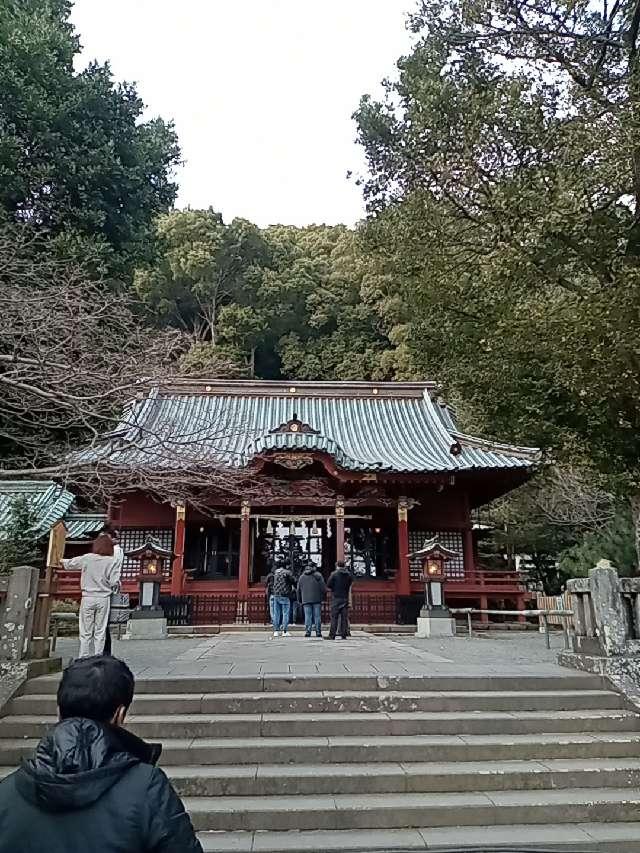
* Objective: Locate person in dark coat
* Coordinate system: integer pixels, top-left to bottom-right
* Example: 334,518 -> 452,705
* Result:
327,559 -> 353,640
297,563 -> 326,638
0,655 -> 202,853
271,564 -> 295,637
265,568 -> 275,624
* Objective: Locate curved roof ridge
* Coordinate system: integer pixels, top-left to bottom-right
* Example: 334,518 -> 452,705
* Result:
451,429 -> 541,461
71,383 -> 540,475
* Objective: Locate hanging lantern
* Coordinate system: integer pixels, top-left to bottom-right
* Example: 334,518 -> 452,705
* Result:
266,519 -> 273,535
311,519 -> 320,537
289,520 -> 296,535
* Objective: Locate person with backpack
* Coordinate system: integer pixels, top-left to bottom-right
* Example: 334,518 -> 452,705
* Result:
297,562 -> 326,638
271,563 -> 295,637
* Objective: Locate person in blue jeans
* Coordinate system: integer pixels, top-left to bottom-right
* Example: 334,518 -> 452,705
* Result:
297,564 -> 326,639
271,565 -> 295,637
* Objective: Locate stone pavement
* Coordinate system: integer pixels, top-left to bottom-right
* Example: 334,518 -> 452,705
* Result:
55,629 -> 577,679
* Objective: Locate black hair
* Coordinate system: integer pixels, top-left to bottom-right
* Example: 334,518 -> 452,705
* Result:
57,656 -> 135,722
336,560 -> 346,568
100,524 -> 119,540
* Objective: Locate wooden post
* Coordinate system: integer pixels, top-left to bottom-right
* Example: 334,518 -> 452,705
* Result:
335,497 -> 345,563
396,497 -> 411,596
517,595 -> 527,623
479,593 -> 489,625
462,525 -> 475,580
170,504 -> 186,596
29,520 -> 66,659
239,500 -> 251,596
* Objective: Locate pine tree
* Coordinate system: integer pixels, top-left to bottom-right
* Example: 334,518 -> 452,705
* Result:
0,496 -> 42,573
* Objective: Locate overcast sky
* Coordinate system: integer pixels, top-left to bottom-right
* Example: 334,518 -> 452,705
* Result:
71,1 -> 414,227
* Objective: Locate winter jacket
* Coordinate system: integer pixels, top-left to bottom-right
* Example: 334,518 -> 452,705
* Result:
61,553 -> 121,599
327,566 -> 353,600
297,567 -> 326,605
272,566 -> 295,597
0,717 -> 202,853
265,571 -> 274,598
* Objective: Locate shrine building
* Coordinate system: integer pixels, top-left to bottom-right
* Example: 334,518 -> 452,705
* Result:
60,379 -> 540,625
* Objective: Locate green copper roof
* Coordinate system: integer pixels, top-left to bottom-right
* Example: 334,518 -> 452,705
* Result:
64,513 -> 107,541
75,380 -> 539,475
0,480 -> 75,537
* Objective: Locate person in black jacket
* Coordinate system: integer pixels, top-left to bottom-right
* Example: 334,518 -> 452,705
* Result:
327,560 -> 353,640
0,655 -> 202,853
297,563 -> 326,638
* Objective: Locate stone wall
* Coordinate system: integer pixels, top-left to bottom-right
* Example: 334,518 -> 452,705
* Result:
561,560 -> 640,708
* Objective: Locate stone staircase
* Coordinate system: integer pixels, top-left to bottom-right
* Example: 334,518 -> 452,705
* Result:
2,672 -> 640,851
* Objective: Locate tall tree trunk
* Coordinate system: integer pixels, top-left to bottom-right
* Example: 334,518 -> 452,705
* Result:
630,494 -> 640,573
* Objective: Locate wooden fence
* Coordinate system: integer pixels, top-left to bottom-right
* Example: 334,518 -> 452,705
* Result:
536,593 -> 572,626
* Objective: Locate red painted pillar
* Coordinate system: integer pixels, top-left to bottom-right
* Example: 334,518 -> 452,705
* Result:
171,503 -> 186,596
335,497 -> 345,563
396,497 -> 411,596
239,500 -> 251,596
517,595 -> 527,623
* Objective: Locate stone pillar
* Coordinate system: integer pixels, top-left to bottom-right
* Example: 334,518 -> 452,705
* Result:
335,497 -> 345,564
396,497 -> 411,596
0,566 -> 39,662
589,560 -> 630,655
238,500 -> 251,596
170,503 -> 186,596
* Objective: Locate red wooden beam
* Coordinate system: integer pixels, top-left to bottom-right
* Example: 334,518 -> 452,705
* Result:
170,503 -> 186,596
238,500 -> 251,596
396,498 -> 411,596
335,497 -> 345,563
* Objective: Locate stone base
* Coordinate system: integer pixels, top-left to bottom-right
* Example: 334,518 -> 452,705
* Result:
124,617 -> 167,640
415,615 -> 456,638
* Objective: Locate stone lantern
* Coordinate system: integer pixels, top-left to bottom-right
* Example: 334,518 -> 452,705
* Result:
125,537 -> 172,640
408,537 -> 458,638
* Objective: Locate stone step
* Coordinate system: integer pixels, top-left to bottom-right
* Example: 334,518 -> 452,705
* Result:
196,822 -> 640,852
159,758 -> 640,797
181,786 -> 640,831
2,708 -> 637,740
14,757 -> 635,798
4,732 -> 640,767
7,688 -> 624,716
18,672 -> 607,695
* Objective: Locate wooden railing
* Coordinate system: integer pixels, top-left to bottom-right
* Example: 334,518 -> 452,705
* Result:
158,591 -> 401,627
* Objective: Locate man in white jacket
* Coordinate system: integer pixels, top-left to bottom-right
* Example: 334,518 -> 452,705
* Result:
62,533 -> 122,657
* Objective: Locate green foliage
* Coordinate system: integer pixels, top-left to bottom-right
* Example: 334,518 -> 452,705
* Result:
138,215 -> 393,380
178,341 -> 249,379
0,0 -> 180,278
0,496 -> 41,573
353,0 -> 640,528
559,510 -> 637,579
135,209 -> 271,345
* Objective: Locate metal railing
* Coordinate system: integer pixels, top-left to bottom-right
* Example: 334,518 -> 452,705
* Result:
450,607 -> 574,649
